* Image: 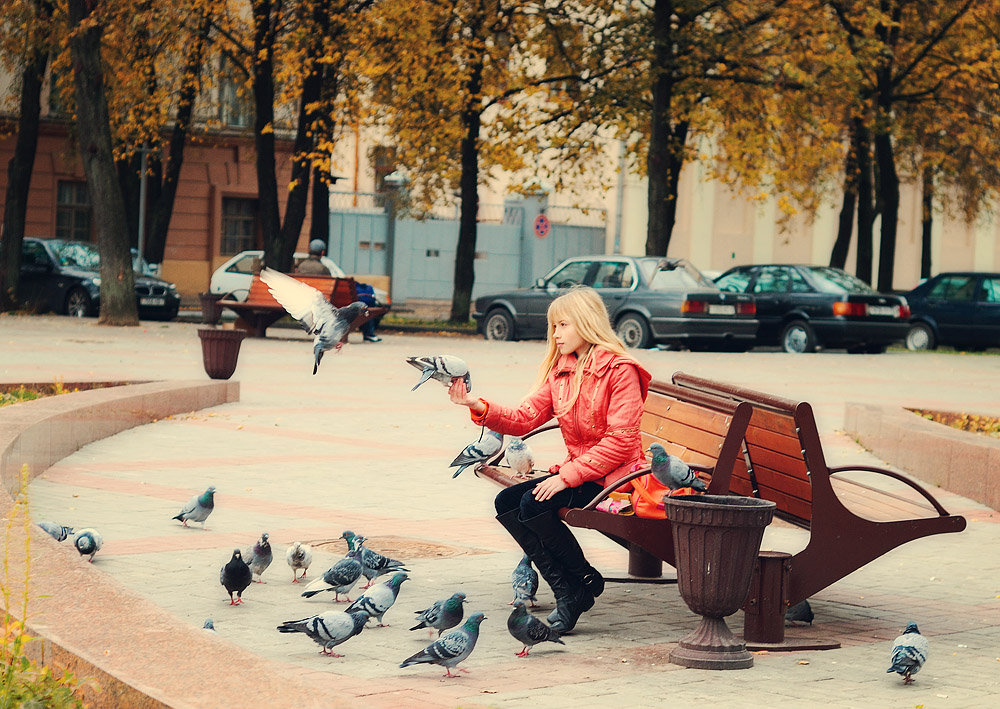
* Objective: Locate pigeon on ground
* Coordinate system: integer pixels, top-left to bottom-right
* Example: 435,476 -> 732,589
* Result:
411,592 -> 467,637
511,554 -> 539,607
203,618 -> 216,632
243,532 -> 273,583
277,610 -> 368,657
785,599 -> 814,625
220,548 -> 253,605
301,550 -> 363,602
400,612 -> 486,678
887,622 -> 929,684
505,436 -> 535,478
72,528 -> 103,562
647,443 -> 706,492
286,541 -> 313,582
342,531 -> 409,588
507,600 -> 564,657
259,267 -> 368,375
345,572 -> 409,626
37,521 -> 74,542
406,355 -> 472,392
172,486 -> 216,529
450,429 -> 503,478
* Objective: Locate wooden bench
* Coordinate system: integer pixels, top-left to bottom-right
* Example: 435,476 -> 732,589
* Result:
219,274 -> 387,338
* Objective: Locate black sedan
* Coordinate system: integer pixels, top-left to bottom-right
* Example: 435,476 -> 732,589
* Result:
16,237 -> 181,320
472,255 -> 758,350
714,264 -> 909,353
902,272 -> 1000,351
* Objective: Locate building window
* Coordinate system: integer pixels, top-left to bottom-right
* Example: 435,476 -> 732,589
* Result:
56,181 -> 91,241
372,145 -> 396,193
221,197 -> 258,255
218,58 -> 251,128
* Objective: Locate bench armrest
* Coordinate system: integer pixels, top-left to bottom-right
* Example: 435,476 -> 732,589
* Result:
580,462 -> 713,511
828,465 -> 951,516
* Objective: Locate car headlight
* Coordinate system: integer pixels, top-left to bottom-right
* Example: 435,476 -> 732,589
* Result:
90,277 -> 101,287
167,283 -> 178,292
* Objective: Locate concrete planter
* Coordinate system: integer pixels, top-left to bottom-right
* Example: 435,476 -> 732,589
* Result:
198,328 -> 246,380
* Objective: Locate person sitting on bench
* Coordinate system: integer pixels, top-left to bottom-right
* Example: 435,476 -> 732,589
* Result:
448,287 -> 651,632
295,240 -> 332,276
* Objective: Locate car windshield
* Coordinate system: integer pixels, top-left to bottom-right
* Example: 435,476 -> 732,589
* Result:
806,267 -> 876,294
640,259 -> 716,290
49,241 -> 100,270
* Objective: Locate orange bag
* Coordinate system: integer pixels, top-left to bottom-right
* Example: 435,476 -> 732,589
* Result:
630,474 -> 704,519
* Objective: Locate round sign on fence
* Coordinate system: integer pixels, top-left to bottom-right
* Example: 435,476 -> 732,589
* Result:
533,214 -> 551,239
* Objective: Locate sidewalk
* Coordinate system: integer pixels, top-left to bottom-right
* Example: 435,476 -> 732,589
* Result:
4,314 -> 999,708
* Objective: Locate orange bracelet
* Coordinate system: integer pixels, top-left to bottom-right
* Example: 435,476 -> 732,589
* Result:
470,399 -> 489,425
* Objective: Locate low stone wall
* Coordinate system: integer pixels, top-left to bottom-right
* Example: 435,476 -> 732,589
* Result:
844,402 -> 1000,512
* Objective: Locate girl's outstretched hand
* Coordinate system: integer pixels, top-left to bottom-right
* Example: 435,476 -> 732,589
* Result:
448,378 -> 481,410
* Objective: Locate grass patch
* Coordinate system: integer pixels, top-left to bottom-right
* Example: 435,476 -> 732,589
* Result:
0,380 -> 79,409
911,409 -> 1000,439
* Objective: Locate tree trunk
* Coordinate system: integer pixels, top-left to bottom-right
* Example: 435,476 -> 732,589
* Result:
829,125 -> 859,269
645,0 -> 680,257
854,119 -> 875,284
874,127 -> 899,292
310,64 -> 340,246
253,0 -> 285,272
450,55 -> 484,323
67,0 -> 137,326
310,165 -> 330,246
920,166 -> 933,280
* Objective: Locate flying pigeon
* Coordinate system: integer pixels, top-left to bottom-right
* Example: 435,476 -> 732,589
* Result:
301,550 -> 363,602
220,548 -> 253,605
411,592 -> 467,637
277,610 -> 368,657
286,541 -> 313,582
73,528 -> 103,562
450,428 -> 503,478
342,531 -> 409,588
511,554 -> 539,607
243,532 -> 273,583
785,599 -> 814,625
646,443 -> 706,493
37,521 -> 74,542
406,355 -> 472,392
400,612 -> 486,678
887,622 -> 929,684
203,618 -> 216,632
507,600 -> 564,657
259,267 -> 369,375
505,436 -> 535,478
172,486 -> 216,529
345,572 -> 409,626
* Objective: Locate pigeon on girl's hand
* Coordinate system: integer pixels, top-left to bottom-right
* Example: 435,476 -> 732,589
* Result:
301,550 -> 363,602
172,486 -> 215,528
278,610 -> 368,656
341,531 -> 409,588
411,592 -> 466,637
505,436 -> 535,478
887,622 -> 929,684
400,612 -> 486,678
511,554 -> 539,607
345,572 -> 408,626
286,541 -> 313,582
260,267 -> 368,375
73,528 -> 103,561
220,548 -> 253,605
37,521 -> 74,542
507,601 -> 564,657
647,443 -> 706,492
785,599 -> 814,625
243,532 -> 273,583
450,429 -> 503,478
406,355 -> 471,392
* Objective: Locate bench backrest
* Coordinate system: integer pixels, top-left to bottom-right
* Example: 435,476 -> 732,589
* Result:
247,274 -> 358,308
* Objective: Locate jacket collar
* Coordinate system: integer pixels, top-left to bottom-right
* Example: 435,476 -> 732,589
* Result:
553,347 -> 624,377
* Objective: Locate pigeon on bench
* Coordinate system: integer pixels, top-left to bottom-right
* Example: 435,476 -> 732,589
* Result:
400,612 -> 486,678
450,429 -> 503,478
278,610 -> 368,657
172,486 -> 215,529
286,541 -> 313,582
647,443 -> 706,493
504,436 -> 535,479
406,355 -> 471,392
243,532 -> 273,583
411,592 -> 467,638
220,548 -> 253,605
37,521 -> 74,542
507,600 -> 564,657
887,622 -> 929,684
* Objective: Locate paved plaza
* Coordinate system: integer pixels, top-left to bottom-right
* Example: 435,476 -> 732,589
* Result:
2,314 -> 999,708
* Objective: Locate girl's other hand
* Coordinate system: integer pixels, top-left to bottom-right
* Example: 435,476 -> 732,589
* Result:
532,475 -> 568,501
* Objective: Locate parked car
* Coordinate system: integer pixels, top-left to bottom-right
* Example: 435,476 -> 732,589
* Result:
902,272 -> 1000,351
713,264 -> 909,353
472,255 -> 758,350
16,237 -> 181,320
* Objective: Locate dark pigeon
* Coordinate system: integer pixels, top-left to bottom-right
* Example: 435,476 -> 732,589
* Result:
220,548 -> 253,605
785,599 -> 814,625
400,612 -> 486,678
411,592 -> 466,637
507,600 -> 564,657
243,532 -> 273,583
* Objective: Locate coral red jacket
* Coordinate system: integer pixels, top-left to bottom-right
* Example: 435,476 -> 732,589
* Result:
475,347 -> 651,489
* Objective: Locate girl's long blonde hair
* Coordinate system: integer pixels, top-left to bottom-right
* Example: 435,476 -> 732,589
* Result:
530,286 -> 634,415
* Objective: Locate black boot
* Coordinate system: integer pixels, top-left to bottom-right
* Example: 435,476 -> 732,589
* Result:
520,511 -> 605,599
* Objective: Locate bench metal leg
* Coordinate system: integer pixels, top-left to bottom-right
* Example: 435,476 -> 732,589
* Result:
628,543 -> 663,578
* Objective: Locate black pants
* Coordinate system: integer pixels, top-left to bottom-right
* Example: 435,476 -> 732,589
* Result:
495,475 -> 603,519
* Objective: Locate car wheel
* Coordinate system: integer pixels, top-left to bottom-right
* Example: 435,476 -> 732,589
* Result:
65,288 -> 93,318
780,320 -> 816,354
905,323 -> 935,351
616,314 -> 651,349
483,309 -> 515,341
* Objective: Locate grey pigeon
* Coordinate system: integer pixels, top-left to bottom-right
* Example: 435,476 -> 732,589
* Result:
450,429 -> 503,478
345,572 -> 409,626
301,550 -> 363,602
260,267 -> 368,375
72,528 -> 103,562
411,592 -> 466,637
243,532 -> 273,583
172,486 -> 216,528
406,355 -> 471,392
647,443 -> 706,492
286,541 -> 313,582
400,611 -> 486,678
220,548 -> 253,605
785,599 -> 814,625
203,618 -> 216,631
277,610 -> 368,657
37,521 -> 74,542
505,436 -> 535,478
887,622 -> 929,684
342,531 -> 409,588
507,600 -> 564,657
511,554 -> 539,607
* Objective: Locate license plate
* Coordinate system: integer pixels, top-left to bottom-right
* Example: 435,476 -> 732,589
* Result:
140,297 -> 165,306
866,305 -> 898,317
708,304 -> 736,315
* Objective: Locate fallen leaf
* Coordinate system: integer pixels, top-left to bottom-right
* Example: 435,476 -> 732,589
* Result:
752,650 -> 769,655
481,690 -> 497,694
797,660 -> 810,665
